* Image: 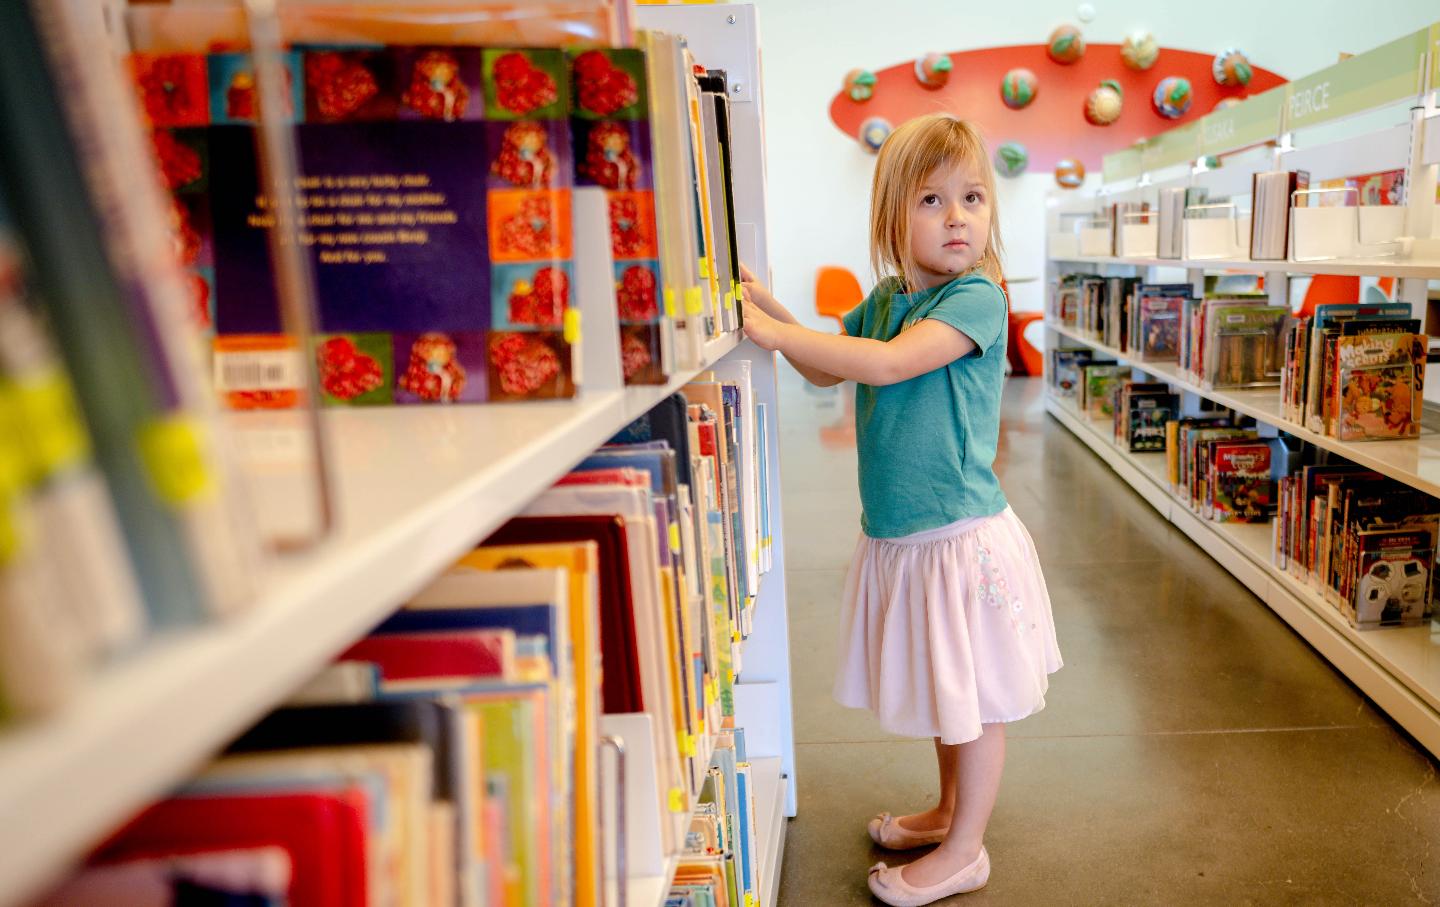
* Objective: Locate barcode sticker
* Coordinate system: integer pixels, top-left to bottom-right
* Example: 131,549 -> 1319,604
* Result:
215,348 -> 303,393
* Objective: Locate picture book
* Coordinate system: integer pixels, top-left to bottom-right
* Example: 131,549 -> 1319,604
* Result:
1081,363 -> 1125,420
1049,348 -> 1091,397
129,44 -> 581,407
1209,440 -> 1275,523
1125,388 -> 1177,453
1334,330 -> 1425,441
1137,287 -> 1187,361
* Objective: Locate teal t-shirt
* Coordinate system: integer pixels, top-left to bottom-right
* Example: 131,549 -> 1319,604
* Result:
842,272 -> 1009,538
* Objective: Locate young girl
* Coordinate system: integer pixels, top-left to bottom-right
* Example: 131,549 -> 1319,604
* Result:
740,114 -> 1062,906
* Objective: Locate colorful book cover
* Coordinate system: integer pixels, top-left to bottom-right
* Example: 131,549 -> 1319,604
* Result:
1082,364 -> 1124,419
1125,390 -> 1176,453
130,45 -> 579,407
1138,291 -> 1185,361
1334,331 -> 1425,441
1350,528 -> 1433,627
1210,441 -> 1275,523
569,46 -> 670,384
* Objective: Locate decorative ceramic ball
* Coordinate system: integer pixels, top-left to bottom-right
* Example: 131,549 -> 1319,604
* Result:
1048,24 -> 1086,64
859,116 -> 892,153
1001,68 -> 1038,109
1084,79 -> 1124,125
994,141 -> 1029,177
843,68 -> 877,103
1121,32 -> 1159,71
914,53 -> 954,90
1152,76 -> 1193,118
1054,158 -> 1086,188
1212,48 -> 1253,87
1212,96 -> 1243,112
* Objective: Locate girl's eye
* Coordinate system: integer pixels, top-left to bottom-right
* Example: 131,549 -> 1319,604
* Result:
966,192 -> 983,204
921,194 -> 940,206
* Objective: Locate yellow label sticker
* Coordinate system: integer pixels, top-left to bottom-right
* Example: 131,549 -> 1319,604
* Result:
733,280 -> 743,302
685,287 -> 704,316
698,258 -> 711,280
563,308 -> 582,345
705,679 -> 717,706
668,787 -> 686,813
137,416 -> 214,505
16,372 -> 88,479
669,522 -> 682,554
746,895 -> 757,907
0,500 -> 19,566
682,733 -> 696,757
723,291 -> 735,312
664,287 -> 677,318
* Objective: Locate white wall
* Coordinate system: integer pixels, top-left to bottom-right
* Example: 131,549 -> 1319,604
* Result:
751,0 -> 1439,325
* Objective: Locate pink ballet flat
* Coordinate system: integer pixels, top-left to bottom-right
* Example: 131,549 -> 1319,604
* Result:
867,848 -> 990,906
866,812 -> 949,850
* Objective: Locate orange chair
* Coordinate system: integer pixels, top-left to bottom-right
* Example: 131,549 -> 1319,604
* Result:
1002,277 -> 1045,376
815,265 -> 864,332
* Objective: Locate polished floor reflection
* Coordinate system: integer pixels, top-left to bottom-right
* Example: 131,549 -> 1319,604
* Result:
775,371 -> 1440,905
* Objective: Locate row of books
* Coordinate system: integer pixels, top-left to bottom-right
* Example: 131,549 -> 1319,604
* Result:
1048,355 -> 1437,629
1276,465 -> 1437,629
123,3 -> 749,405
1054,272 -> 1428,442
1279,303 -> 1427,441
31,370 -> 776,906
1047,352 -> 1177,453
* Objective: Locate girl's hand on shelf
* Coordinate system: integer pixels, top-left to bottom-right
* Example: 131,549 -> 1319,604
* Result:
739,262 -> 786,320
742,298 -> 785,352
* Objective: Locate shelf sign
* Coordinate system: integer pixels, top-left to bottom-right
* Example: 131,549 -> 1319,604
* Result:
1139,120 -> 1200,171
1284,27 -> 1430,131
1102,146 -> 1143,183
1198,85 -> 1285,156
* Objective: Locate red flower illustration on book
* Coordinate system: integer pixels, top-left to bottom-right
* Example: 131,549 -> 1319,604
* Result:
621,330 -> 653,381
608,195 -> 650,259
399,333 -> 467,402
151,131 -> 202,190
616,265 -> 658,321
187,273 -> 211,330
167,196 -> 203,268
497,194 -> 559,259
402,51 -> 470,121
492,52 -> 558,116
490,122 -> 557,189
490,333 -> 560,396
306,52 -> 379,120
573,50 -> 639,117
508,266 -> 569,327
134,55 -> 208,127
580,122 -> 640,190
318,337 -> 384,401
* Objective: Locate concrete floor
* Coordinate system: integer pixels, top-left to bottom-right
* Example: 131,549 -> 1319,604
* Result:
773,371 -> 1440,906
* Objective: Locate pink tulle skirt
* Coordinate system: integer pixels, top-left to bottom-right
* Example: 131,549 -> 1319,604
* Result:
833,506 -> 1063,745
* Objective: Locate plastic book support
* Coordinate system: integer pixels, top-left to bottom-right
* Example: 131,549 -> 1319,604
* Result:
1183,202 -> 1251,260
1116,211 -> 1158,258
1288,186 -> 1406,262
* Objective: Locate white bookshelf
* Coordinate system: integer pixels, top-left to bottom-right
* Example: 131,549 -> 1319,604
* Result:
1043,393 -> 1440,753
1049,254 -> 1440,279
1047,321 -> 1440,498
1041,26 -> 1440,760
0,5 -> 796,905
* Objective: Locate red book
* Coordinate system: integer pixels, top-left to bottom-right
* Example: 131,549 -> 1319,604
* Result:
484,514 -> 642,713
555,467 -> 648,488
340,630 -> 515,682
92,791 -> 368,907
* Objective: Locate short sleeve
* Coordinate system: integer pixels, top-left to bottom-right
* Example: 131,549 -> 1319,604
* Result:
922,277 -> 1007,357
841,294 -> 870,337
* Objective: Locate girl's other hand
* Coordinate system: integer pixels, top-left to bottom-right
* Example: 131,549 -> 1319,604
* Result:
742,297 -> 786,352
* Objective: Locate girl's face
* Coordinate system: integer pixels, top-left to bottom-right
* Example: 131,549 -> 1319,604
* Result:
908,161 -> 990,290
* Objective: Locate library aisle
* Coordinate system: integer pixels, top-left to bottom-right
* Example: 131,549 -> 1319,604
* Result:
774,371 -> 1440,905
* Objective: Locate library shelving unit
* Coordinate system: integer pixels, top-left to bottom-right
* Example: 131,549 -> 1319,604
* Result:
1042,23 -> 1440,755
0,5 -> 794,907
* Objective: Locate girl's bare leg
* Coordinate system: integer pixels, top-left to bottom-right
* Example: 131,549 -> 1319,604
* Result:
899,723 -> 1005,886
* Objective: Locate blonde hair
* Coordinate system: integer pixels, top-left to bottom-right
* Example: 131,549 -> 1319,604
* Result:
868,114 -> 1005,292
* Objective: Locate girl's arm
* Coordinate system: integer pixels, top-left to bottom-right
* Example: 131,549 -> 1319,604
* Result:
738,264 -> 845,387
741,297 -> 976,387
